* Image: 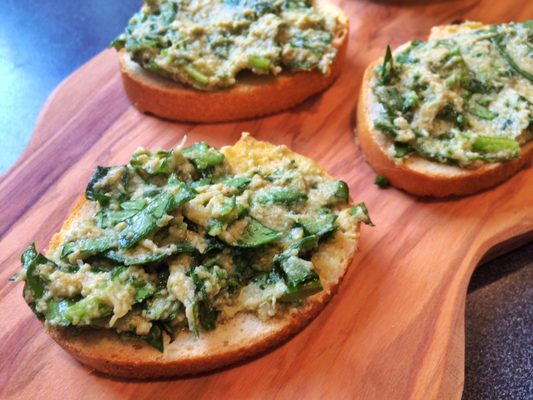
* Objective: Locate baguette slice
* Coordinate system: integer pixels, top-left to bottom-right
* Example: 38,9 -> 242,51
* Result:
357,22 -> 533,197
119,0 -> 349,123
45,134 -> 361,378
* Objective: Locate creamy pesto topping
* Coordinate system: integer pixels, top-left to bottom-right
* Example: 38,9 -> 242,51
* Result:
112,0 -> 342,90
15,140 -> 369,351
371,21 -> 533,168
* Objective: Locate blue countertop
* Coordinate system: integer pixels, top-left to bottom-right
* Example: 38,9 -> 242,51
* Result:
1,1 -> 531,398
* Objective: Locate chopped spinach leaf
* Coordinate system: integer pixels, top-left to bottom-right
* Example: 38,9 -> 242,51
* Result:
374,175 -> 390,188
234,218 -> 282,247
86,166 -> 112,205
380,45 -> 396,84
333,180 -> 349,202
61,236 -> 117,260
119,191 -> 174,249
183,142 -> 225,170
350,202 -> 374,226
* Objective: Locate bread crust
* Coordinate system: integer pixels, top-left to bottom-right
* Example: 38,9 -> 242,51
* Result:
118,2 -> 349,123
44,135 -> 360,378
356,25 -> 533,197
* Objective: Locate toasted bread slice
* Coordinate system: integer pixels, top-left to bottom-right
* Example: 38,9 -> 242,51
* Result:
357,22 -> 533,197
118,0 -> 349,123
45,135 -> 361,378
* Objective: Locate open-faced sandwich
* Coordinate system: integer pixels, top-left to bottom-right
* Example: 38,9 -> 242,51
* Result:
112,0 -> 349,122
358,21 -> 533,197
13,134 -> 371,378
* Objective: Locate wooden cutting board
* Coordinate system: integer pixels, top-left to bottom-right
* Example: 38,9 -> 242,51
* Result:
0,1 -> 531,399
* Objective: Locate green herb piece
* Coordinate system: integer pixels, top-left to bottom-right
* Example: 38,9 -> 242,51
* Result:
374,86 -> 404,114
491,36 -> 533,83
373,116 -> 397,137
160,1 -> 177,23
395,40 -> 422,65
234,218 -> 283,248
207,219 -> 224,236
168,176 -> 197,209
380,45 -> 396,84
277,255 -> 323,302
135,286 -> 154,303
45,299 -> 75,327
284,0 -> 311,10
374,175 -> 390,188
183,64 -> 209,85
110,266 -> 126,281
291,235 -> 320,254
472,136 -> 520,154
394,143 -> 414,158
469,103 -> 498,120
21,243 -> 38,271
333,180 -> 349,202
218,195 -> 237,220
299,214 -> 338,237
275,235 -> 319,267
104,244 -> 180,266
121,199 -> 147,211
349,202 -> 374,226
140,324 -> 164,352
64,297 -> 113,324
130,150 -> 173,175
236,203 -> 249,218
280,279 -> 323,302
248,55 -> 271,71
61,236 -> 117,260
125,37 -> 159,51
107,209 -> 139,226
109,37 -> 126,50
146,292 -> 180,321
119,191 -> 174,249
22,244 -> 51,300
183,142 -> 225,170
402,91 -> 419,113
146,62 -> 161,73
256,189 -> 308,205
197,300 -> 219,331
85,166 -> 112,205
223,177 -> 251,193
436,104 -> 466,129
279,256 -> 318,286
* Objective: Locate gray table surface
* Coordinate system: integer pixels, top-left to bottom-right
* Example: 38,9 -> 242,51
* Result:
1,1 -> 531,398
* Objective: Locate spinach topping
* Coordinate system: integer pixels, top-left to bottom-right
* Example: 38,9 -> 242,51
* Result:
112,0 -> 343,91
372,22 -> 532,167
14,140 -> 366,351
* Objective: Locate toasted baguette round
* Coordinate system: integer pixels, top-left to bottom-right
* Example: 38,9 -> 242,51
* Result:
118,0 -> 349,123
45,134 -> 360,378
357,23 -> 533,197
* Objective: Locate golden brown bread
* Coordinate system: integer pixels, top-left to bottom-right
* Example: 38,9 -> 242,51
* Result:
356,23 -> 533,197
118,1 -> 349,123
45,135 -> 361,378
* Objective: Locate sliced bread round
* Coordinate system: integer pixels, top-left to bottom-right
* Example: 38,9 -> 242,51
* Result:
118,1 -> 349,123
357,24 -> 533,197
46,135 -> 361,378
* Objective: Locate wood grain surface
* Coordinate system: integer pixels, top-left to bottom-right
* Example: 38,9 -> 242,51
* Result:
1,1 -> 532,399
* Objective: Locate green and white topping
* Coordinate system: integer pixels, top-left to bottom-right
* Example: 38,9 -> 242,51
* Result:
14,140 -> 370,351
112,0 -> 343,90
371,21 -> 533,168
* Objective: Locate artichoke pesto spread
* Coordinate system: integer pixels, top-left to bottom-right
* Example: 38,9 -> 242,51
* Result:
112,0 -> 344,90
14,137 -> 370,351
371,21 -> 533,167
